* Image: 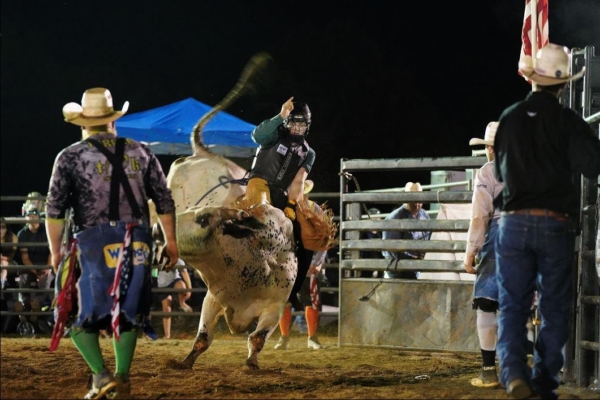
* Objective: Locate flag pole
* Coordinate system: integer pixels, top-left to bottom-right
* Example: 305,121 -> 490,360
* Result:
531,0 -> 538,91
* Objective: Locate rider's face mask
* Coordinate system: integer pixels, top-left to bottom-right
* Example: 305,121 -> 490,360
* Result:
286,121 -> 308,136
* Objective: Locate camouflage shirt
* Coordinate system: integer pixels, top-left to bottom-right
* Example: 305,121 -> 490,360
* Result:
46,132 -> 175,232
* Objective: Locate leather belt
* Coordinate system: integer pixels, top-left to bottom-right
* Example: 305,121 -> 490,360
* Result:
502,208 -> 569,221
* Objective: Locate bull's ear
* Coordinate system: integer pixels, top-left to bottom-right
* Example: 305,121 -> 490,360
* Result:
195,213 -> 210,228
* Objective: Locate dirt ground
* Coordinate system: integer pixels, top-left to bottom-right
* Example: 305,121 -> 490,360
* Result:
2,320 -> 598,400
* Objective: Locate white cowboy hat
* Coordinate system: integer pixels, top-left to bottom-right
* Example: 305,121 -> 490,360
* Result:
303,179 -> 314,194
63,88 -> 129,126
404,182 -> 422,192
469,121 -> 499,147
519,43 -> 585,86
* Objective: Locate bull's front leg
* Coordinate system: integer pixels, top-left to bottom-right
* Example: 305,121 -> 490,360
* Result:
245,302 -> 284,370
181,292 -> 222,368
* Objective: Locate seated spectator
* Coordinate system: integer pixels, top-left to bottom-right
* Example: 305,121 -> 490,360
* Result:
1,217 -> 20,331
156,262 -> 193,339
17,204 -> 53,312
382,182 -> 431,279
21,191 -> 46,218
1,217 -> 19,289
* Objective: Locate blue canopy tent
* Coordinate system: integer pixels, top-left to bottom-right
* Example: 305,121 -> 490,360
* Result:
115,97 -> 259,158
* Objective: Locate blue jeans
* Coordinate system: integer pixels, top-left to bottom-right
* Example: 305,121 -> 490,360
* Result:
495,214 -> 575,399
473,218 -> 499,302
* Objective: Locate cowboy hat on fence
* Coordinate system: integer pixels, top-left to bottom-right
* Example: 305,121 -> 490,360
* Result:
63,88 -> 129,127
519,43 -> 585,86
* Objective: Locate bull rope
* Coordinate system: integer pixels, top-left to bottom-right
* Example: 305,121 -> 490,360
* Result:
194,176 -> 249,207
339,172 -> 381,222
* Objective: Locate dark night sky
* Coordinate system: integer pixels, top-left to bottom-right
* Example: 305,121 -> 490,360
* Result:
1,1 -> 599,216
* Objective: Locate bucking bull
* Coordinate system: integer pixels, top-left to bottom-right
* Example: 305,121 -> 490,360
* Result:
152,53 -> 336,370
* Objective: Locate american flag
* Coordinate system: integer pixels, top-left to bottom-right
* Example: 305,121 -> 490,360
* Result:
519,0 -> 549,82
108,223 -> 135,341
49,238 -> 78,352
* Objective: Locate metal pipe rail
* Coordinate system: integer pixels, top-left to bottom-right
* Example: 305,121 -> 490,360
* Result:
343,191 -> 473,204
584,111 -> 600,124
362,180 -> 471,193
580,296 -> 600,305
580,341 -> 600,352
341,259 -> 466,273
342,219 -> 470,232
1,242 -> 49,248
341,156 -> 487,172
342,239 -> 466,253
1,265 -> 54,271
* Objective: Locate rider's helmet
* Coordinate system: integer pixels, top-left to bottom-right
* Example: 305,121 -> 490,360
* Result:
284,102 -> 311,139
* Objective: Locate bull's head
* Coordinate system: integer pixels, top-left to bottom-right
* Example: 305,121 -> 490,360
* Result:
177,206 -> 268,259
195,208 -> 267,239
177,204 -> 296,288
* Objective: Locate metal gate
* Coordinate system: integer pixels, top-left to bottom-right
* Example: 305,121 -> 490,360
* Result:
338,156 -> 486,352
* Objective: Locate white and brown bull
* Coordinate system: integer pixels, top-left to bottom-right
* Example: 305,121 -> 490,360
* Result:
155,53 -> 302,369
175,204 -> 296,369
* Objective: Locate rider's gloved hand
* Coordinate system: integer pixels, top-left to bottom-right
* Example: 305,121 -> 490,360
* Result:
284,200 -> 296,221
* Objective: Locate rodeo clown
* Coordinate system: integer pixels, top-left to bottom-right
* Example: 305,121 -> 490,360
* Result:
45,88 -> 179,399
273,180 -> 329,350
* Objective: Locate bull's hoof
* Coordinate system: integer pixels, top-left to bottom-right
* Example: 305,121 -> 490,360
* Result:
243,362 -> 260,371
164,358 -> 194,370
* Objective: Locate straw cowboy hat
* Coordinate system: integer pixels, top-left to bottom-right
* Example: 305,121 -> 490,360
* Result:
63,88 -> 129,126
304,179 -> 314,194
519,43 -> 585,86
404,182 -> 422,192
469,121 -> 499,147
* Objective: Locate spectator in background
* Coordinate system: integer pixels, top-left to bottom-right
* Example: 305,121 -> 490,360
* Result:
464,121 -> 525,388
1,217 -> 20,331
273,180 -> 329,350
1,217 -> 19,290
156,262 -> 193,339
22,191 -> 46,218
382,182 -> 431,279
17,204 -> 53,311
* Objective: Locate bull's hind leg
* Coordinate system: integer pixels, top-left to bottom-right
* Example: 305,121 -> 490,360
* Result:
245,303 -> 283,370
181,292 -> 222,368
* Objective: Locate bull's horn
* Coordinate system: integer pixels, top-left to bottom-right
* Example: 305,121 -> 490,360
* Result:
217,208 -> 249,221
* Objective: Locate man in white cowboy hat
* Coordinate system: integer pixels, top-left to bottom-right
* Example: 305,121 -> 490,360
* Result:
45,87 -> 179,399
381,181 -> 431,279
464,122 -> 535,389
494,44 -> 600,399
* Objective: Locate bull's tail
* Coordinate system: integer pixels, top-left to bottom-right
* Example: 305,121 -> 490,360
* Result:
191,52 -> 272,156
